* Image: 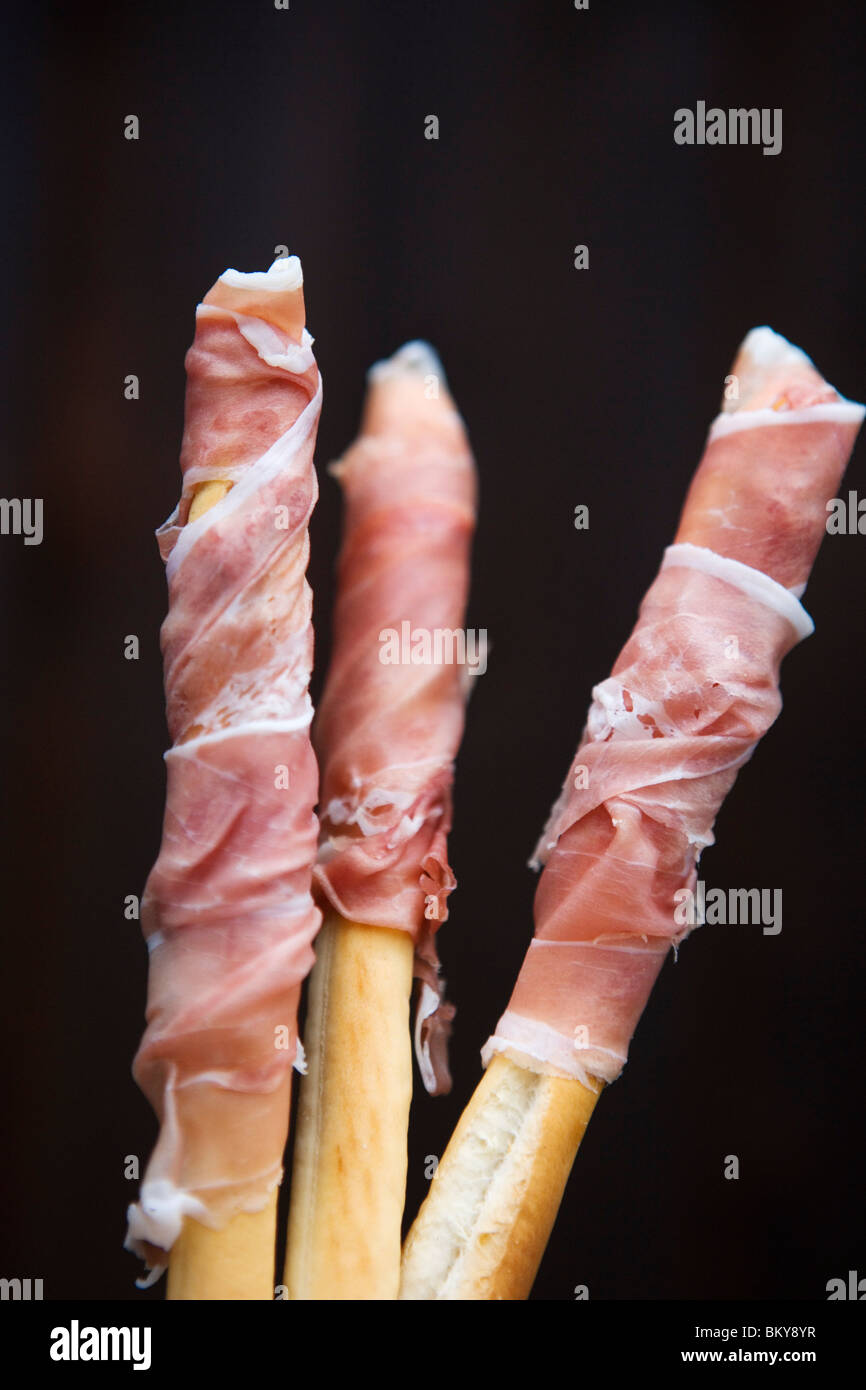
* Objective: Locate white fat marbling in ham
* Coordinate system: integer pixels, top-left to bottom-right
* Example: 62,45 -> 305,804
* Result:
313,342 -> 477,1095
483,327 -> 864,1087
125,259 -> 322,1283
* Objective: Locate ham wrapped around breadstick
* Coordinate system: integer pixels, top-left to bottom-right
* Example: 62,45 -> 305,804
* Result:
400,326 -> 864,1300
285,343 -> 477,1299
126,257 -> 322,1297
484,327 -> 863,1086
314,342 -> 478,1089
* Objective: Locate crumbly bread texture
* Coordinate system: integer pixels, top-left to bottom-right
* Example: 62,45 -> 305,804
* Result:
399,1054 -> 601,1300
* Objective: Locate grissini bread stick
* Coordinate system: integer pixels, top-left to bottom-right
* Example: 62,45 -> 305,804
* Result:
400,327 -> 864,1300
125,256 -> 323,1298
285,343 -> 477,1299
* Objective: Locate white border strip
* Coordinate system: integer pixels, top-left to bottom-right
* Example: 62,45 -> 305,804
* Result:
709,399 -> 865,440
165,711 -> 314,758
165,377 -> 322,580
661,542 -> 814,641
219,256 -> 303,293
482,1012 -> 614,1087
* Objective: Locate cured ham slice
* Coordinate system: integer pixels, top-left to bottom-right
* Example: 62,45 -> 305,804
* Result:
313,343 -> 477,1093
483,328 -> 864,1088
125,257 -> 322,1283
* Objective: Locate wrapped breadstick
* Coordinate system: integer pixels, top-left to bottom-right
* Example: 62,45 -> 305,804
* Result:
285,343 -> 477,1299
400,327 -> 864,1300
126,257 -> 322,1298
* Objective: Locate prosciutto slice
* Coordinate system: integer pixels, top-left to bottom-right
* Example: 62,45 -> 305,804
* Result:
313,343 -> 477,1094
126,258 -> 322,1282
483,327 -> 864,1088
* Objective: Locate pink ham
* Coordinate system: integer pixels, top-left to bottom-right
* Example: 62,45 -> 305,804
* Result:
313,343 -> 477,1094
483,328 -> 864,1088
126,258 -> 322,1283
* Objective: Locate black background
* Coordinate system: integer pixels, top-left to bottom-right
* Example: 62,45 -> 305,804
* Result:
2,0 -> 864,1302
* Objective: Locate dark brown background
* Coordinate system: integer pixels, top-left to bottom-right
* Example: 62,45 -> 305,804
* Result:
2,0 -> 864,1301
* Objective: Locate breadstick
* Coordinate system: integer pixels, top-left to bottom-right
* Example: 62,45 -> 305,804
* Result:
284,344 -> 477,1298
166,1192 -> 278,1301
284,916 -> 413,1298
401,327 -> 865,1298
400,1057 -> 600,1300
159,476 -> 270,1300
126,257 -> 323,1298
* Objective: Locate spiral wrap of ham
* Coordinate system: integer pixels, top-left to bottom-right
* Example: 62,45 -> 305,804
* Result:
313,343 -> 477,1094
483,327 -> 864,1088
126,259 -> 322,1282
